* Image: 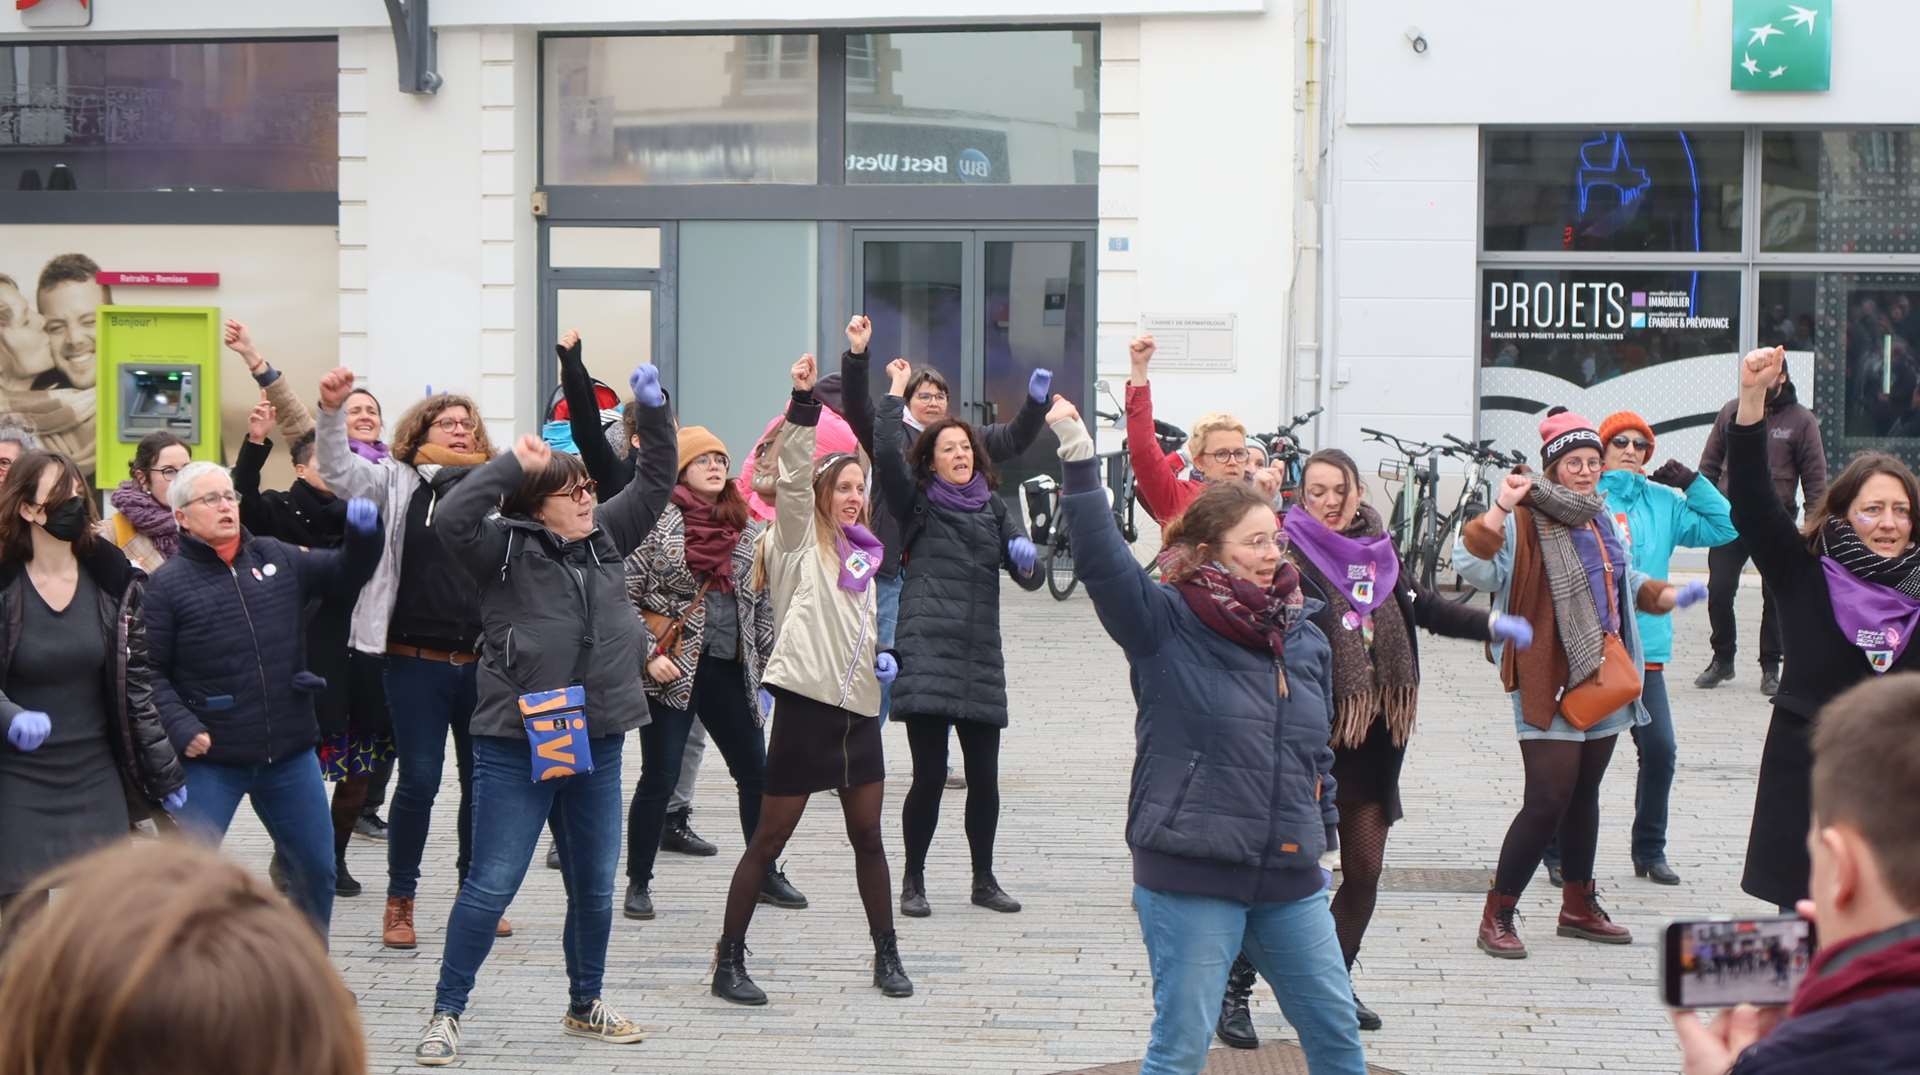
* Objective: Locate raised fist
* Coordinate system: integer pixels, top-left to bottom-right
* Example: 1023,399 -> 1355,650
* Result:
1495,472 -> 1532,512
1046,394 -> 1080,427
791,353 -> 818,393
846,314 -> 873,355
1740,346 -> 1785,393
1129,335 -> 1156,367
511,433 -> 551,473
318,367 -> 358,411
629,364 -> 664,407
246,398 -> 276,445
885,358 -> 912,395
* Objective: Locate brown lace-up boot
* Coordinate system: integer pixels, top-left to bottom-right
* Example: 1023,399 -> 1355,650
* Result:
1477,890 -> 1526,958
383,895 -> 417,949
1557,880 -> 1632,944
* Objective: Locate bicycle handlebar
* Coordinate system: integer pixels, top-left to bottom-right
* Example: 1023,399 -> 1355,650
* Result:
1360,427 -> 1439,458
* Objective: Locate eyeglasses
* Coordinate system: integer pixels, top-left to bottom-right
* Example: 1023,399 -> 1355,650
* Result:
1202,448 -> 1252,464
1608,435 -> 1652,452
149,465 -> 183,480
911,391 -> 947,404
687,452 -> 729,470
1557,458 -> 1603,474
432,416 -> 478,433
1232,534 -> 1285,552
187,490 -> 239,508
548,480 -> 598,504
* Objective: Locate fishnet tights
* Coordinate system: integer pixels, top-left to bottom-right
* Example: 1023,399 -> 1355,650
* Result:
1329,800 -> 1391,968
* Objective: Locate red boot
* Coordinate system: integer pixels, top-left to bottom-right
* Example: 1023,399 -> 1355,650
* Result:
1557,880 -> 1632,945
1477,890 -> 1527,959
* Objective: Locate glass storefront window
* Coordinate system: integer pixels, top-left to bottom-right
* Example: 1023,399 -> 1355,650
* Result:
1761,130 -> 1920,255
1762,272 -> 1920,441
846,30 -> 1098,186
1482,129 -> 1744,253
677,221 -> 818,458
0,40 -> 338,192
543,35 -> 818,185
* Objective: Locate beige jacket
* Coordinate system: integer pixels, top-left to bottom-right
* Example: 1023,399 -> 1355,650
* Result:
758,402 -> 881,718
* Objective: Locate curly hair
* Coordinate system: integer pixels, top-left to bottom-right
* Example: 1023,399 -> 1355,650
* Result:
907,418 -> 997,491
388,393 -> 494,465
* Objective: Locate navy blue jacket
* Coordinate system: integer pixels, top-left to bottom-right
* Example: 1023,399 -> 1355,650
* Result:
144,525 -> 382,766
1062,455 -> 1339,905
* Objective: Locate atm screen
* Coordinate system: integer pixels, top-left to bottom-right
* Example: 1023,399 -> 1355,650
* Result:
118,366 -> 198,441
128,371 -> 189,417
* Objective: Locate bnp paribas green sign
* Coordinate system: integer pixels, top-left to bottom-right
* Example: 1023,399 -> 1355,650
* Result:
1732,0 -> 1832,91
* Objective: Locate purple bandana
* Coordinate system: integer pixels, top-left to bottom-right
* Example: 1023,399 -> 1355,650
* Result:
926,473 -> 991,512
348,438 -> 391,463
836,523 -> 885,593
1820,557 -> 1920,673
1284,506 -> 1400,618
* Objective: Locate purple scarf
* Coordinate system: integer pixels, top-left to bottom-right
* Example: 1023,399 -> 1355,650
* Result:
109,479 -> 179,559
348,438 -> 391,463
926,473 -> 991,512
1820,558 -> 1920,673
835,523 -> 885,593
1283,505 -> 1399,617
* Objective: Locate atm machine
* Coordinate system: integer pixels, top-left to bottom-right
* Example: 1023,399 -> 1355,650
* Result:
94,306 -> 222,489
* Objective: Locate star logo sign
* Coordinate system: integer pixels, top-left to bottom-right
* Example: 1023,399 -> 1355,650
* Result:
1785,5 -> 1818,31
1742,53 -> 1761,76
1732,1 -> 1831,92
1747,23 -> 1783,45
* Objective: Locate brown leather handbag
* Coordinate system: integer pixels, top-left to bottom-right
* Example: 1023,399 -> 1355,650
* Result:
1558,522 -> 1642,730
643,577 -> 715,661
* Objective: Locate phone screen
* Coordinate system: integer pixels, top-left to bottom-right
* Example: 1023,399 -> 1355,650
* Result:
1664,917 -> 1817,1008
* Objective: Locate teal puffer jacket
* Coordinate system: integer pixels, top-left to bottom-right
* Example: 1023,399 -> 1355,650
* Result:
1597,469 -> 1737,664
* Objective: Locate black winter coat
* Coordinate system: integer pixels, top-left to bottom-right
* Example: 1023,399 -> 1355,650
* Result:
144,526 -> 383,766
435,398 -> 677,741
0,540 -> 184,804
842,348 -> 1049,579
874,394 -> 1029,727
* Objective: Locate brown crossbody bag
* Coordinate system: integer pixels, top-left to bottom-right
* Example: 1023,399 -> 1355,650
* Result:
643,577 -> 716,660
1558,521 -> 1642,730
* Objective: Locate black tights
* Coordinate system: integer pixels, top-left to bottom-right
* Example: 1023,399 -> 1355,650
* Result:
1329,801 -> 1391,968
1494,736 -> 1618,896
330,773 -> 371,860
722,782 -> 893,939
901,717 -> 1001,877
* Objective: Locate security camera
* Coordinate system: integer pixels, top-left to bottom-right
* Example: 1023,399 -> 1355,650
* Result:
1405,26 -> 1428,54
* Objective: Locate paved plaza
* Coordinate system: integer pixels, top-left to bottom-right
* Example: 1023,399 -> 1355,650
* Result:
220,572 -> 1779,1074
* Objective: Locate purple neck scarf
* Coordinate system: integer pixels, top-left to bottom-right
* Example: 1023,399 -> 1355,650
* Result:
1283,505 -> 1399,617
110,479 -> 180,559
927,473 -> 991,512
348,438 -> 391,463
835,523 -> 885,593
1820,557 -> 1920,673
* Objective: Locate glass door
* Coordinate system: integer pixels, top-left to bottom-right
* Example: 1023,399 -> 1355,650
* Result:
853,232 -> 971,420
537,223 -> 672,421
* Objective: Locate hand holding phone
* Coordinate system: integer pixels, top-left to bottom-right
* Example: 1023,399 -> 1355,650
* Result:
1663,915 -> 1816,1010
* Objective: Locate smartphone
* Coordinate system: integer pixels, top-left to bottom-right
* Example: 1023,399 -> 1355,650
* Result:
1662,916 -> 1817,1008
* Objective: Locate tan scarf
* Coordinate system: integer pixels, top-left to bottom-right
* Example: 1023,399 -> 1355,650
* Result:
413,443 -> 491,468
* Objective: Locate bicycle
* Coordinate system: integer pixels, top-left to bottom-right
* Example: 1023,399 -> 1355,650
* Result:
1431,434 -> 1526,603
1362,427 -> 1449,592
1253,406 -> 1322,506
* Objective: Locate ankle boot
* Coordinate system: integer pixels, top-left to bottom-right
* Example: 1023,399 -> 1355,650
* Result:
871,930 -> 913,997
334,854 -> 363,898
1214,953 -> 1258,1049
1476,890 -> 1526,959
710,935 -> 767,1006
1557,880 -> 1633,944
899,872 -> 930,918
970,872 -> 1022,913
382,896 -> 418,950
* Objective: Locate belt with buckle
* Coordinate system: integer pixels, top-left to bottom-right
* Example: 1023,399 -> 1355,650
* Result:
387,643 -> 479,666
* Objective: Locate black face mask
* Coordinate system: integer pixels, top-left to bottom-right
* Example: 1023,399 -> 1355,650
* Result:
40,496 -> 89,542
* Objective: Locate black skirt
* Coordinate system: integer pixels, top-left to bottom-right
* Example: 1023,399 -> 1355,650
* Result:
1743,706 -> 1813,908
1331,717 -> 1407,825
764,686 -> 884,796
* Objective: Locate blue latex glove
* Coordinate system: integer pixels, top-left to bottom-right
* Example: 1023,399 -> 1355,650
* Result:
163,786 -> 189,812
1673,579 -> 1709,609
345,497 -> 379,536
6,710 -> 50,752
757,688 -> 774,716
630,364 -> 665,408
875,652 -> 898,685
1027,368 -> 1053,404
1007,535 -> 1037,574
1490,614 -> 1534,652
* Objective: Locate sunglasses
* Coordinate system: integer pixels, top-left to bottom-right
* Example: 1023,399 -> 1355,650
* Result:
549,479 -> 598,504
1609,435 -> 1652,452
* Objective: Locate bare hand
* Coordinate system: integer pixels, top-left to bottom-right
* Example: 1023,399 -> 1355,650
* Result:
319,366 -> 357,411
223,319 -> 261,369
886,358 -> 912,396
560,328 -> 580,351
1128,334 -> 1156,384
1495,473 -> 1532,512
511,433 -> 551,473
1251,466 -> 1283,499
1670,1004 -> 1785,1075
246,398 -> 276,444
1046,394 -> 1080,426
185,732 -> 211,758
846,314 -> 873,355
1740,346 -> 1785,393
791,353 -> 817,392
647,654 -> 681,684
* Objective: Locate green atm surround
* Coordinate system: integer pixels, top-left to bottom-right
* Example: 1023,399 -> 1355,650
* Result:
94,305 -> 222,490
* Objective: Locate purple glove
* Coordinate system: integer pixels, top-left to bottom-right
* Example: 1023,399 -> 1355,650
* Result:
6,710 -> 50,752
345,497 -> 379,536
629,364 -> 665,408
875,652 -> 898,685
1490,613 -> 1534,651
163,787 -> 189,812
757,688 -> 774,716
1673,579 -> 1709,609
1007,536 -> 1037,574
1027,368 -> 1053,404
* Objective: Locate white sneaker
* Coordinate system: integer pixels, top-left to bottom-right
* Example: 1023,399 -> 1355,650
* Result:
561,998 -> 646,1044
415,1012 -> 460,1067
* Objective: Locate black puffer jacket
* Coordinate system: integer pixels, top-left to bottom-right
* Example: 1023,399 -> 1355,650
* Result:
0,540 -> 184,804
874,394 -> 1028,727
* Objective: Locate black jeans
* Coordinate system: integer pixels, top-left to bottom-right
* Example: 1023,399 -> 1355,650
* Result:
626,655 -> 767,885
1707,537 -> 1783,667
901,716 -> 1002,877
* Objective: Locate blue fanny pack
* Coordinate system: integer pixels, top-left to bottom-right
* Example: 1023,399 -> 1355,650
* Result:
518,685 -> 591,781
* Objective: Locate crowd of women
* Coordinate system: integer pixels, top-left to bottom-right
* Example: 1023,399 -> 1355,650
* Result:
0,316 -> 1911,1074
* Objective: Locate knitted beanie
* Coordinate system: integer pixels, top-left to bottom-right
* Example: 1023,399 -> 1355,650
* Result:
1598,411 -> 1654,454
1538,406 -> 1603,471
676,426 -> 729,475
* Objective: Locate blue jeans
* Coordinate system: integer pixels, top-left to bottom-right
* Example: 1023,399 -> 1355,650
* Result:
876,573 -> 902,724
1132,884 -> 1366,1075
179,750 -> 335,935
1630,668 -> 1676,865
433,733 -> 624,1015
383,655 -> 478,899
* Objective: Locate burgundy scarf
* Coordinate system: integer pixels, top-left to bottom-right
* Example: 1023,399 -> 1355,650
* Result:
671,484 -> 740,593
1175,560 -> 1304,696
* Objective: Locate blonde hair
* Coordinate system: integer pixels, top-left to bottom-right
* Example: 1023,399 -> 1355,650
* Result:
750,453 -> 870,592
1190,412 -> 1248,458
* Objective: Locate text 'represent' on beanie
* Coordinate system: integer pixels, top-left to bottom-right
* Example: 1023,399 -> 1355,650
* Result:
1537,406 -> 1603,472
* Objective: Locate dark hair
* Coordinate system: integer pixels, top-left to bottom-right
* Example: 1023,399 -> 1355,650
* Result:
389,393 -> 495,465
1801,452 -> 1920,552
35,251 -> 111,305
1812,674 -> 1920,909
907,418 -> 997,491
1300,448 -> 1364,496
903,366 -> 949,401
290,431 -> 318,469
345,387 -> 382,416
1162,482 -> 1271,555
501,450 -> 589,520
129,431 -> 189,484
0,451 -> 98,563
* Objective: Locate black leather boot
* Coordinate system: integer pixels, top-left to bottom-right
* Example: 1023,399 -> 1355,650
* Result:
871,930 -> 913,997
900,872 -> 931,918
759,863 -> 808,909
1760,661 -> 1781,698
623,880 -> 654,920
1694,656 -> 1734,689
1215,953 -> 1258,1049
661,808 -> 718,857
970,872 -> 1022,913
334,854 -> 363,898
710,935 -> 766,1006
1353,991 -> 1382,1031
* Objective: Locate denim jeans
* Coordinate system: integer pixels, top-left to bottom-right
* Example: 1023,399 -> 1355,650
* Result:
1131,884 -> 1366,1075
875,573 -> 903,725
665,719 -> 706,813
383,655 -> 478,899
433,733 -> 624,1015
628,657 -> 767,884
1630,668 -> 1677,865
178,750 -> 336,935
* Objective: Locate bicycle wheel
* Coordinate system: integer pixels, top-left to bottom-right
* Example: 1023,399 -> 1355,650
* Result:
1046,528 -> 1079,600
1403,498 -> 1435,590
1439,509 -> 1481,604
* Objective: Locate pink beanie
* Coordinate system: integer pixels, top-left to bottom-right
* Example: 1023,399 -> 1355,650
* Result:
1537,406 -> 1603,471
739,407 -> 862,521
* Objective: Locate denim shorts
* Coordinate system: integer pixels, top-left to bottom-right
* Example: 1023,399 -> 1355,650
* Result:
1510,691 -> 1638,742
